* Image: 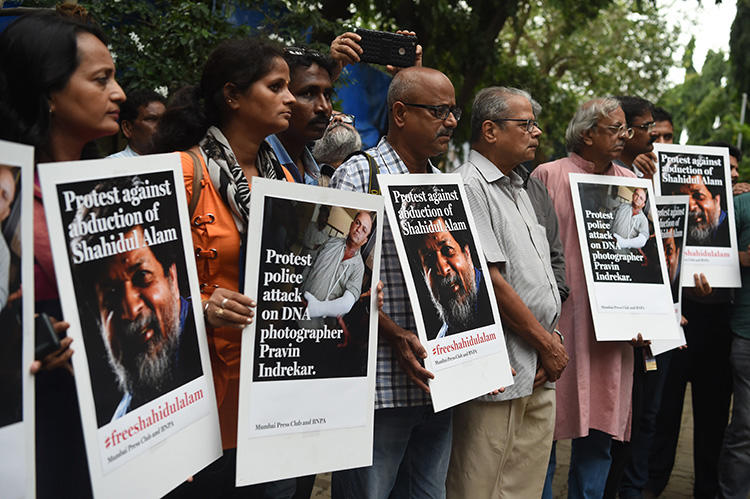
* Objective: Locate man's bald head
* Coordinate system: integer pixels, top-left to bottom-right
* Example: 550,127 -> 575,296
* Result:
387,67 -> 453,114
385,67 -> 458,166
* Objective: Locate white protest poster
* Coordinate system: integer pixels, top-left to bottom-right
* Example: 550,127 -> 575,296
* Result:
653,143 -> 741,288
377,173 -> 513,412
236,177 -> 383,486
651,196 -> 689,356
0,140 -> 34,499
569,173 -> 680,341
38,154 -> 221,498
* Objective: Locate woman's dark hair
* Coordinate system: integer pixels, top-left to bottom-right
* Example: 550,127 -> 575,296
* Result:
154,37 -> 285,153
0,10 -> 107,153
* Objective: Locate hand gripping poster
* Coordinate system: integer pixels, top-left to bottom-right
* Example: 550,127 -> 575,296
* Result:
0,140 -> 34,499
569,173 -> 680,341
651,196 -> 689,356
38,154 -> 221,498
236,178 -> 383,486
378,173 -> 513,412
653,143 -> 741,288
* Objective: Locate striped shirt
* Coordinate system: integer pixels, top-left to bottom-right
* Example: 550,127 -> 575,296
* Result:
331,137 -> 437,409
458,150 -> 561,401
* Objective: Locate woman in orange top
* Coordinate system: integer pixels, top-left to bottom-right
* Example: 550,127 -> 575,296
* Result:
154,37 -> 296,497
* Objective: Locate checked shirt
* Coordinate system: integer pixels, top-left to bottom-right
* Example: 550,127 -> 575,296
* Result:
331,137 -> 438,409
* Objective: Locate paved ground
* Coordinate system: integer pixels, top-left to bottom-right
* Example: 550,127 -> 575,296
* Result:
310,386 -> 698,498
548,385 -> 696,498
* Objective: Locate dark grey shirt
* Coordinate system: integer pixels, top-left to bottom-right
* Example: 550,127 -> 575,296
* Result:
521,168 -> 569,302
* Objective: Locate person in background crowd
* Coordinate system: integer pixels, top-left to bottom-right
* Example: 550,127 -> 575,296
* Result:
652,106 -> 674,145
613,107 -> 683,499
602,95 -> 657,499
447,86 -> 566,498
153,36 -> 298,498
0,7 -> 126,498
533,97 -> 647,499
623,103 -> 671,179
108,88 -> 166,158
312,111 -> 362,187
614,95 -> 657,178
646,143 -> 741,499
265,46 -> 338,185
717,179 -> 750,499
329,66 -> 457,499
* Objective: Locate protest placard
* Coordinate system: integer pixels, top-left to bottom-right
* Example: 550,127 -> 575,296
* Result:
569,173 -> 680,341
39,154 -> 221,498
653,143 -> 740,288
650,196 -> 689,355
236,178 -> 383,485
377,173 -> 513,412
0,140 -> 34,499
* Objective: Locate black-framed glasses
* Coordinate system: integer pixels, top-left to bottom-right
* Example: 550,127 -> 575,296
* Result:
402,102 -> 462,121
600,124 -> 634,139
493,118 -> 542,133
284,46 -> 324,58
632,121 -> 656,132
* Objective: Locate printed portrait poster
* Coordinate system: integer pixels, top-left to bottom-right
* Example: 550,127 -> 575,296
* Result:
653,143 -> 741,288
0,140 -> 34,499
378,173 -> 513,412
651,196 -> 689,356
236,178 -> 383,486
38,154 -> 221,498
569,173 -> 680,341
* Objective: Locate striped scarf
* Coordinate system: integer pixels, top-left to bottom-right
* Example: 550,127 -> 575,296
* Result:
199,126 -> 282,234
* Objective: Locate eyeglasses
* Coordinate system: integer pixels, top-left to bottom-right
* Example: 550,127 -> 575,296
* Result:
632,121 -> 656,132
284,46 -> 324,58
331,112 -> 355,126
493,118 -> 542,133
600,124 -> 634,139
402,102 -> 462,121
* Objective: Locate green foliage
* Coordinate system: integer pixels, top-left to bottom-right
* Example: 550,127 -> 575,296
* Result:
12,0 -> 681,163
493,0 -> 679,160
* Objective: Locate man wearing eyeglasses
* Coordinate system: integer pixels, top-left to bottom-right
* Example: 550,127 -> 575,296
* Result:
615,96 -> 659,179
445,86 -> 566,498
329,66 -> 459,499
532,98 -> 644,499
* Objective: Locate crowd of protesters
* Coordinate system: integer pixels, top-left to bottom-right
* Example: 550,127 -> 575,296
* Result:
0,5 -> 748,499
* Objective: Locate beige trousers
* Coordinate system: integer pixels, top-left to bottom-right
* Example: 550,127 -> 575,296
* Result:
446,387 -> 555,499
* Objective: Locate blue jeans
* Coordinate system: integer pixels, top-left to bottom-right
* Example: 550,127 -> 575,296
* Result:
541,441 -> 556,499
718,335 -> 750,499
542,430 -> 613,499
331,406 -> 453,499
569,430 -> 614,499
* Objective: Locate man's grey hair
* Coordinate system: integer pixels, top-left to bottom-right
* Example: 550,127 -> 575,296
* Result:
565,97 -> 621,153
312,124 -> 362,166
470,86 -> 541,143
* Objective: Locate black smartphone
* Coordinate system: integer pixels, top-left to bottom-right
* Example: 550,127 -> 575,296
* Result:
35,312 -> 60,360
354,28 -> 417,67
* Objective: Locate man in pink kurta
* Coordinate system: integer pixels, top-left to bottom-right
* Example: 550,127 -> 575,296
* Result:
532,97 -> 638,498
